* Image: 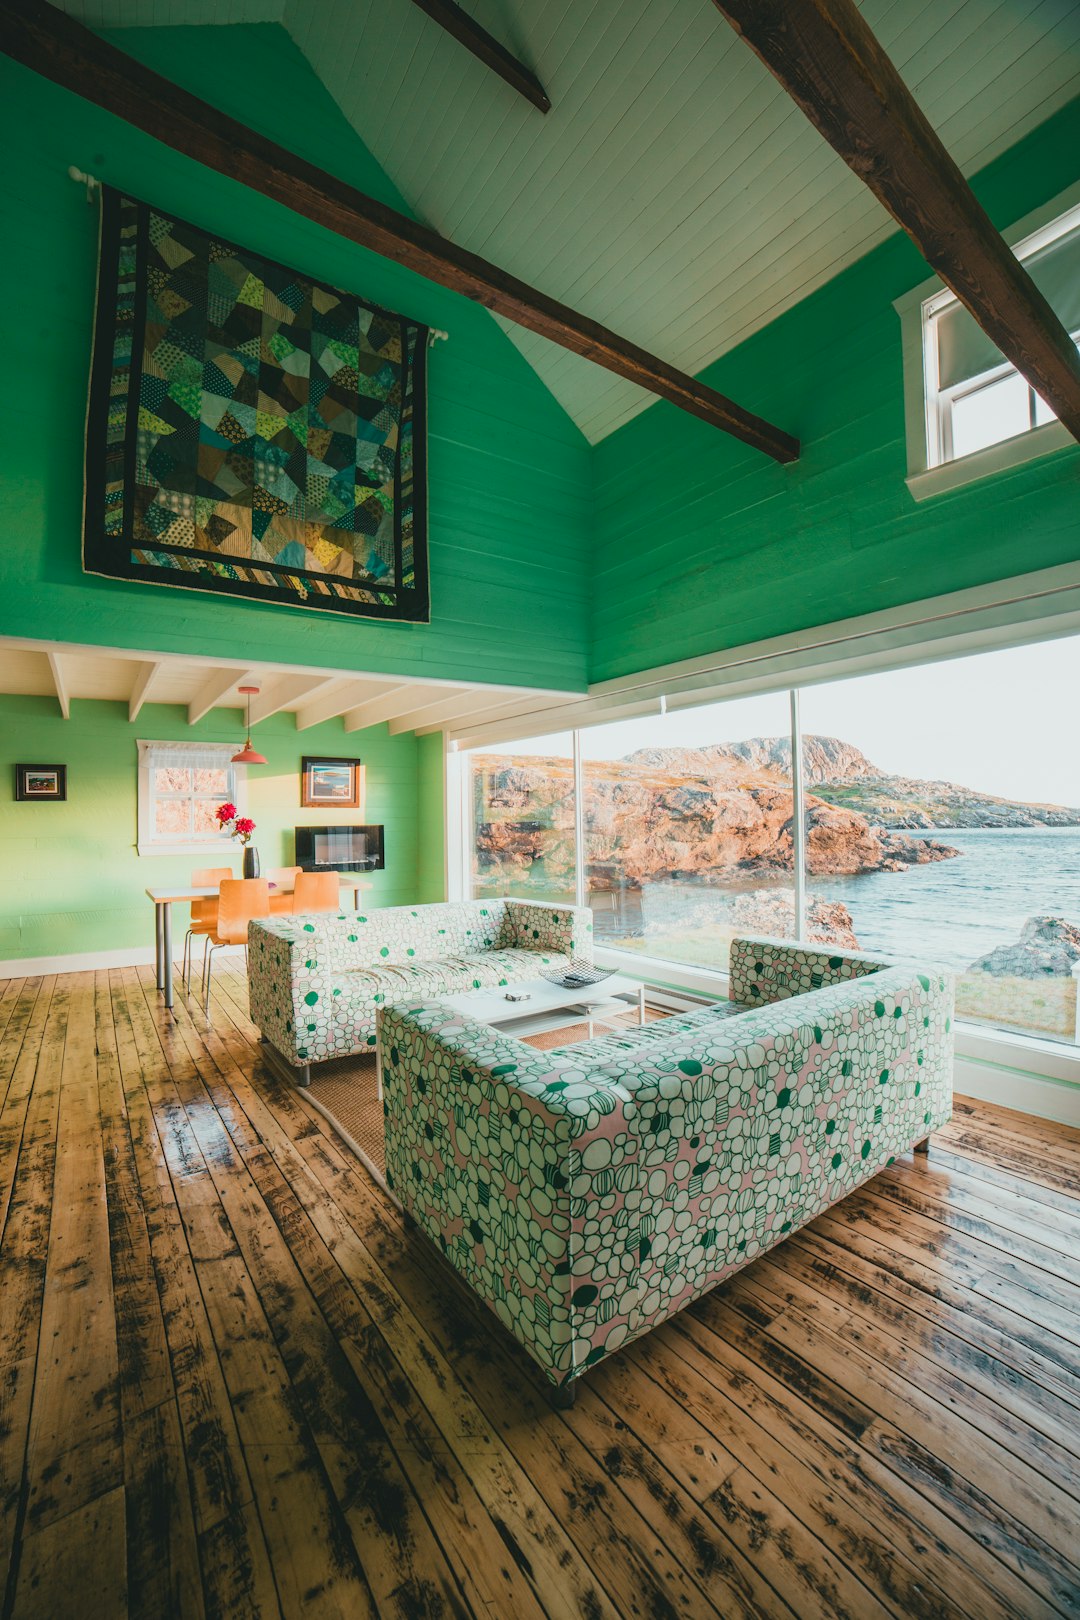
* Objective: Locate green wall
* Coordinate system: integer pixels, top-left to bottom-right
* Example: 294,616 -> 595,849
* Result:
0,697 -> 419,964
591,97 -> 1080,682
0,25 -> 590,691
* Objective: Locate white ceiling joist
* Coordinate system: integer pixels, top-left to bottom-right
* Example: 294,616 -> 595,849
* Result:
127,660 -> 161,722
386,687 -> 533,734
248,673 -> 337,726
343,684 -> 449,732
293,679 -> 400,732
46,651 -> 70,719
188,667 -> 251,726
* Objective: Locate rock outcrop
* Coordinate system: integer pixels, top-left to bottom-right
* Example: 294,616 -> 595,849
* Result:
969,916 -> 1080,979
474,747 -> 960,889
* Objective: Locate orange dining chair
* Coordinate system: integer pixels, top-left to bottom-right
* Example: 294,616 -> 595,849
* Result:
201,878 -> 270,1014
267,865 -> 303,915
182,866 -> 231,992
290,870 -> 341,914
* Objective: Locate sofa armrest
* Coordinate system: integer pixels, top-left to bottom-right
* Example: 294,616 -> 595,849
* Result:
379,997 -> 629,1383
499,899 -> 595,963
248,918 -> 344,1067
729,934 -> 892,1007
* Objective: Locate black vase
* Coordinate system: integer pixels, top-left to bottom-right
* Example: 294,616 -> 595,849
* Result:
242,845 -> 260,878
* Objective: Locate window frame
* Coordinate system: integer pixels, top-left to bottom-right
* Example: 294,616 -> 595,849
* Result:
136,740 -> 247,857
896,183 -> 1080,502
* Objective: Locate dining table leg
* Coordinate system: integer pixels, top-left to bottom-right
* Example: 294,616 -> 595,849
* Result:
155,903 -> 165,991
162,901 -> 174,1010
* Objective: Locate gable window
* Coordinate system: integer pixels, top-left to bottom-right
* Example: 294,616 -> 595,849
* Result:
137,741 -> 245,856
897,190 -> 1080,499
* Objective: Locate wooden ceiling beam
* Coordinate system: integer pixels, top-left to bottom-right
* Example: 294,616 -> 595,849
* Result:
407,0 -> 550,114
386,687 -> 523,734
46,651 -> 70,718
128,660 -> 161,722
248,673 -> 336,726
343,685 -> 448,732
712,0 -> 1080,441
293,679 -> 396,732
1,0 -> 798,463
188,667 -> 251,726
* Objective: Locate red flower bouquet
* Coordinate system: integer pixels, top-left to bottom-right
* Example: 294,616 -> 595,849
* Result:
216,804 -> 256,845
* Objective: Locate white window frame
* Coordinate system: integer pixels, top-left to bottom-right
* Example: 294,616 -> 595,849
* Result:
896,183 -> 1080,501
136,740 -> 247,858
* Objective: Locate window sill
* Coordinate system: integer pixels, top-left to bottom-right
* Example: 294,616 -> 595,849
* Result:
906,420 -> 1075,501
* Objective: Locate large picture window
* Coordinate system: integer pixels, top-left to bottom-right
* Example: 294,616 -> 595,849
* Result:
460,636 -> 1080,1050
468,734 -> 576,908
581,695 -> 796,967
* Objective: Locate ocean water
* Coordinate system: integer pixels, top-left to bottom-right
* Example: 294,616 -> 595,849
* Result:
815,828 -> 1080,968
626,828 -> 1080,971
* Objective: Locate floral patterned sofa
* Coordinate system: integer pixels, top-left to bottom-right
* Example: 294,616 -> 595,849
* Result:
248,898 -> 593,1084
378,936 -> 954,1402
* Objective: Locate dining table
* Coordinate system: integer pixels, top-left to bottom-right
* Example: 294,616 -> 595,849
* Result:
144,876 -> 371,1010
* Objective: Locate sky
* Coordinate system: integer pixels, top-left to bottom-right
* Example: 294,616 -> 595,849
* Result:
480,635 -> 1080,808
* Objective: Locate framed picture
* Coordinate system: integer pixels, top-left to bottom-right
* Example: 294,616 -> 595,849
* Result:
15,764 -> 67,802
301,756 -> 363,809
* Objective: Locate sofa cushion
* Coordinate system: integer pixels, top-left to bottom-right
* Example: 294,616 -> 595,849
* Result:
366,947 -> 571,1003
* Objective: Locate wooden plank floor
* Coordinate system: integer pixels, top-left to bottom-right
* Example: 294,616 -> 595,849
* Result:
1,963 -> 1078,1619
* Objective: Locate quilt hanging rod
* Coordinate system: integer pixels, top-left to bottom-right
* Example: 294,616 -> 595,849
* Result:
67,164 -> 450,344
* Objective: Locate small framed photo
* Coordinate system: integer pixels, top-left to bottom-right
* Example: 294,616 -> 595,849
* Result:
15,764 -> 67,802
301,756 -> 362,809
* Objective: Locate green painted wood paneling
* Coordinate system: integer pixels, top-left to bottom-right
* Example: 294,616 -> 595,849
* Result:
0,696 -> 419,963
590,96 -> 1080,682
0,23 -> 590,691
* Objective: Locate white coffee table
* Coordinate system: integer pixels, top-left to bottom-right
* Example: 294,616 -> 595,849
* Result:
375,973 -> 645,1098
441,973 -> 646,1038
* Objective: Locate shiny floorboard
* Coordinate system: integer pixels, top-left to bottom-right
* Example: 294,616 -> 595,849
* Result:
0,963 -> 1078,1619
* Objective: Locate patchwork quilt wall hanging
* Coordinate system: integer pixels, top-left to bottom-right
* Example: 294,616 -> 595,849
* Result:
84,188 -> 429,622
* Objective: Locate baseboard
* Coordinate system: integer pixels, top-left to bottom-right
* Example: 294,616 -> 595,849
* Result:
955,1053 -> 1080,1128
0,943 -> 245,979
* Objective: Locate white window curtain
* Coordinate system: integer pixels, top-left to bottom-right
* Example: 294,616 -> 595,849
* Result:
137,740 -> 240,770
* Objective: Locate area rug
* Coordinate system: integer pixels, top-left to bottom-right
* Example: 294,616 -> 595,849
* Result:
303,1008 -> 667,1183
85,187 -> 429,622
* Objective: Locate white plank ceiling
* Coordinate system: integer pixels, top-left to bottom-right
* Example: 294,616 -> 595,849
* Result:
0,638 -> 568,736
58,0 -> 1080,442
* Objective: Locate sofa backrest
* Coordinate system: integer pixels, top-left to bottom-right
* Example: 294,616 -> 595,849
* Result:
251,899 -> 510,971
729,935 -> 891,1008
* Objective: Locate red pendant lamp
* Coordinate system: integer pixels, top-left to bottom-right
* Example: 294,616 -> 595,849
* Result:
231,685 -> 268,766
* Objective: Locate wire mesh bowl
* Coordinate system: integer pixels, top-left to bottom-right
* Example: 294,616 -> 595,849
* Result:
538,956 -> 618,991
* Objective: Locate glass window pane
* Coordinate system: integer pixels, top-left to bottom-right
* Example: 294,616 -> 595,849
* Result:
154,798 -> 191,838
154,766 -> 191,794
582,693 -> 795,970
193,767 -> 230,794
193,799 -> 223,837
469,734 -> 576,906
1033,389 -> 1058,427
800,640 -> 1080,1045
950,371 -> 1029,458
